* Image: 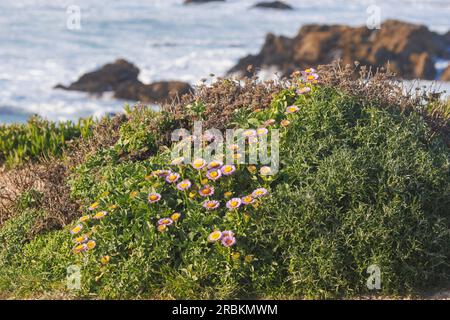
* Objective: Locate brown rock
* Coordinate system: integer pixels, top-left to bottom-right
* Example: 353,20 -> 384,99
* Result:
55,59 -> 139,93
252,1 -> 293,10
441,66 -> 450,81
229,20 -> 450,80
114,80 -> 193,103
184,0 -> 225,4
56,59 -> 193,103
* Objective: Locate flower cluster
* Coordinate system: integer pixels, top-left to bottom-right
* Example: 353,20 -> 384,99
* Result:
69,202 -> 112,254
157,212 -> 181,232
208,230 -> 236,247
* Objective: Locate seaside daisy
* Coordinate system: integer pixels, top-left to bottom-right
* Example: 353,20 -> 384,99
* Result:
208,230 -> 223,242
171,212 -> 181,222
221,164 -> 236,176
260,166 -> 272,175
228,144 -> 239,151
88,202 -> 99,211
203,200 -> 220,210
176,179 -> 192,191
189,191 -> 197,199
108,204 -> 118,211
256,127 -> 268,136
130,191 -> 139,198
93,211 -> 108,220
225,192 -> 233,199
199,185 -> 215,197
191,158 -> 207,170
221,235 -> 237,247
153,169 -> 171,177
148,193 -> 162,203
86,240 -> 96,250
158,218 -> 174,226
73,243 -> 88,254
74,234 -> 88,243
207,160 -> 223,170
243,129 -> 257,138
297,86 -> 311,95
79,215 -> 90,223
100,255 -> 110,265
247,165 -> 257,173
281,120 -> 291,127
244,255 -> 254,263
222,230 -> 235,238
304,73 -> 319,82
241,195 -> 254,205
157,224 -> 167,232
226,198 -> 242,210
206,168 -> 222,180
165,172 -> 180,183
70,224 -> 83,235
304,68 -> 317,74
252,188 -> 268,198
286,105 -> 299,114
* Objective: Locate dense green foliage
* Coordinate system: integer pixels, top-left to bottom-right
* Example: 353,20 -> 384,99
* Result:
0,84 -> 449,299
0,115 -> 93,166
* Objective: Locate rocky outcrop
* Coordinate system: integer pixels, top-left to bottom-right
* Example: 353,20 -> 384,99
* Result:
441,66 -> 450,81
55,59 -> 193,103
55,59 -> 139,93
229,20 -> 450,80
252,1 -> 293,10
114,80 -> 193,103
184,0 -> 225,4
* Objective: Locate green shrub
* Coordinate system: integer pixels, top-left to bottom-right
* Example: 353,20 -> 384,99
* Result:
1,81 -> 449,299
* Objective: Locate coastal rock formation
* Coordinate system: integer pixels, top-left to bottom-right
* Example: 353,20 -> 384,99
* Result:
229,20 -> 450,80
252,1 -> 293,10
441,66 -> 450,81
55,59 -> 193,103
55,59 -> 139,93
184,0 -> 225,4
114,80 -> 193,103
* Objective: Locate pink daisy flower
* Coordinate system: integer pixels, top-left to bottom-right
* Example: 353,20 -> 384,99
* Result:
241,195 -> 254,205
176,179 -> 192,191
221,164 -> 236,176
158,218 -> 174,226
226,198 -> 242,210
203,200 -> 220,210
199,185 -> 215,197
148,193 -> 162,203
206,169 -> 222,181
252,188 -> 268,198
221,235 -> 236,247
165,172 -> 180,183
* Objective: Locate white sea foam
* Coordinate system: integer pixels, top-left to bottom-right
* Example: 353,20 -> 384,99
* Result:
0,0 -> 449,123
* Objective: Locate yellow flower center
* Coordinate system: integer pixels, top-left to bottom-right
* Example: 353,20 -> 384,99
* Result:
210,171 -> 218,177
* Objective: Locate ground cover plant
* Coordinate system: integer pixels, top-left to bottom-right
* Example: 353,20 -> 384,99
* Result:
0,65 -> 449,299
0,116 -> 93,167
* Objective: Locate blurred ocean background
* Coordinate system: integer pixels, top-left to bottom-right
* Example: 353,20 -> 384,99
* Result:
0,0 -> 449,123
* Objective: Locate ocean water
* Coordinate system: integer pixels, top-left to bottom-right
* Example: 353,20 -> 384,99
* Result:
0,0 -> 449,123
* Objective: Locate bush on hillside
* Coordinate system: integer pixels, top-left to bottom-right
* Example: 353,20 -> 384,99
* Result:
0,67 -> 449,299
